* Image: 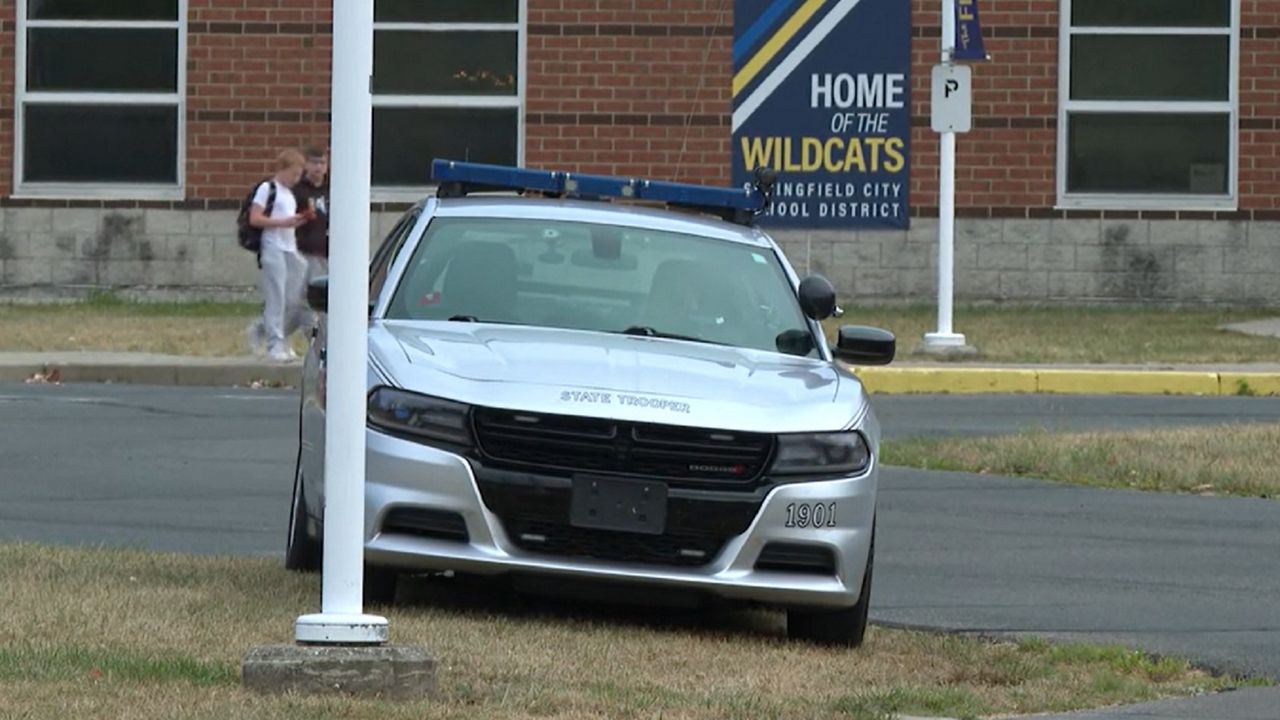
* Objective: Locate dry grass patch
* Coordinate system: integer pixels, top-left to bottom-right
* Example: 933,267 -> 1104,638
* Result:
824,305 -> 1280,364
0,296 -> 258,356
0,295 -> 308,356
3,297 -> 1279,363
0,542 -> 1258,720
883,423 -> 1280,498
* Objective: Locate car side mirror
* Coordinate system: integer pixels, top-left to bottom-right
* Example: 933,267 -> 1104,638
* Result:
835,325 -> 896,365
797,274 -> 837,320
306,276 -> 328,314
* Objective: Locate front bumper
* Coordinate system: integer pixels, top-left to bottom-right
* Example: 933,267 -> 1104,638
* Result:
363,429 -> 878,609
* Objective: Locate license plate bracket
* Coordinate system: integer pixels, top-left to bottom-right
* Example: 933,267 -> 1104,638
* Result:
570,475 -> 667,535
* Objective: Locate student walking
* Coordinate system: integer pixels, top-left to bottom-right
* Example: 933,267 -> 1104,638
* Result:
245,149 -> 310,362
293,144 -> 330,282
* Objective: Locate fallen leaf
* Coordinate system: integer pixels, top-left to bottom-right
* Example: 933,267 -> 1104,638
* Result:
24,368 -> 62,385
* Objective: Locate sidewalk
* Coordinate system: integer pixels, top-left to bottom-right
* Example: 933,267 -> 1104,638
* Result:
3,350 -> 1280,396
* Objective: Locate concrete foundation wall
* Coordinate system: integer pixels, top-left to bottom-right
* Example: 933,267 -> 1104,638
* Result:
0,208 -> 408,301
773,219 -> 1280,306
1,209 -> 1278,305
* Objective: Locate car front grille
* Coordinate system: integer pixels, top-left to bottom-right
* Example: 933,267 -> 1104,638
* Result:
471,407 -> 774,487
502,518 -> 726,567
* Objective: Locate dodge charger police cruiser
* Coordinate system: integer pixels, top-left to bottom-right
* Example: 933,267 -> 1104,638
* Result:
286,160 -> 896,646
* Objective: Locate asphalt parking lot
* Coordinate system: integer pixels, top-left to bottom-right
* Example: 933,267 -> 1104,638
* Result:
3,384 -> 1279,718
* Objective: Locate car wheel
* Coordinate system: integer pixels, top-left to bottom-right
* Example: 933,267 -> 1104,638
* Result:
364,564 -> 398,606
285,463 -> 322,572
787,523 -> 874,647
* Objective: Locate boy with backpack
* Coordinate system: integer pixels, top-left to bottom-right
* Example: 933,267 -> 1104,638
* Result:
240,149 -> 311,362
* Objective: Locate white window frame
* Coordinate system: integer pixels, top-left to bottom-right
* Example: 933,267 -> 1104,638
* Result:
13,2 -> 186,201
372,3 -> 527,203
1056,0 -> 1239,211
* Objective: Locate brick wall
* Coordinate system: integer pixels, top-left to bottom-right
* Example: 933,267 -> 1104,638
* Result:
521,0 -> 1064,213
1241,0 -> 1280,211
523,0 -> 1280,221
186,0 -> 332,200
525,0 -> 734,186
911,0 -> 1058,215
1,0 -> 1279,306
2,0 -> 1269,214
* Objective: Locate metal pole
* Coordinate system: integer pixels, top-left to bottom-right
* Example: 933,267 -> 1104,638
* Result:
925,0 -> 967,349
937,132 -> 957,336
295,0 -> 388,645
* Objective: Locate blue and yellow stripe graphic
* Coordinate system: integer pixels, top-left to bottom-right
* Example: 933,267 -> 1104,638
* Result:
731,0 -> 865,131
732,0 -> 828,98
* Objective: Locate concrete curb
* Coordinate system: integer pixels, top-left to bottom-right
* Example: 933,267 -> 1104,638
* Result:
851,367 -> 1280,396
0,356 -> 302,388
3,353 -> 1279,396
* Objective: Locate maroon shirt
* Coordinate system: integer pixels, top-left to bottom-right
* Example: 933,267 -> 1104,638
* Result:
293,177 -> 329,258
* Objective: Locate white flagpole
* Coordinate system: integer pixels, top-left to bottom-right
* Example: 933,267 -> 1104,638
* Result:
924,0 -> 968,351
295,0 -> 387,645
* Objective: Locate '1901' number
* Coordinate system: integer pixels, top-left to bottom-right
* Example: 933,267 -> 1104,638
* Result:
785,502 -> 837,528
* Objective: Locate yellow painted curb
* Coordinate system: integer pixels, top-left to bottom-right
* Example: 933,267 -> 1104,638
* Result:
1219,373 -> 1280,397
852,367 -> 1038,394
1035,370 -> 1220,396
846,367 -> 1280,395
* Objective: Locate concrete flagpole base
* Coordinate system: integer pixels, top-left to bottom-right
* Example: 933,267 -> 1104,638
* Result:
241,643 -> 437,700
919,332 -> 979,359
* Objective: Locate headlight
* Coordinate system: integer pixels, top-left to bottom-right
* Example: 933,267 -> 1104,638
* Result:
367,386 -> 471,445
771,431 -> 871,476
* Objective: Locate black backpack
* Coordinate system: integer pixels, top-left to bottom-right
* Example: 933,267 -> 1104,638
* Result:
236,179 -> 277,253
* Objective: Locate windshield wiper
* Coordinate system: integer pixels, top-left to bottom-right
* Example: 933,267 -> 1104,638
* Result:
616,326 -> 724,345
446,315 -> 533,327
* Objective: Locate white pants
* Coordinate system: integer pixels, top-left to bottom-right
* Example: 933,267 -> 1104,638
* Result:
256,245 -> 311,354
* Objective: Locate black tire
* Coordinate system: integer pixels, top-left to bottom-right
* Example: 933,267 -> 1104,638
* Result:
364,564 -> 399,606
787,524 -> 874,647
285,463 -> 322,572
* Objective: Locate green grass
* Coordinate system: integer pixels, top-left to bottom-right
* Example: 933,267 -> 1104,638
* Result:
883,423 -> 1280,498
0,644 -> 235,686
1,296 -> 1278,362
73,289 -> 260,317
833,686 -> 990,720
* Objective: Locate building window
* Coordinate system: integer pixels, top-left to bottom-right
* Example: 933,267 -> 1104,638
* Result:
15,0 -> 185,199
372,0 -> 525,197
1058,0 -> 1237,209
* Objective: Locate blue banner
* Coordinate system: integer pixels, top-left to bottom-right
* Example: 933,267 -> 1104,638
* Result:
954,0 -> 989,61
731,0 -> 912,230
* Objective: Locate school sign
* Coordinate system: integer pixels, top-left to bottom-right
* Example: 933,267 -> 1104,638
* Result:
731,0 -> 912,229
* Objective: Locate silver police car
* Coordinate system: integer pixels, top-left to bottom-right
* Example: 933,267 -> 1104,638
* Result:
286,161 -> 896,646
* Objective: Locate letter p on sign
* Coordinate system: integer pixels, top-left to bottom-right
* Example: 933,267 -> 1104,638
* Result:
931,64 -> 971,133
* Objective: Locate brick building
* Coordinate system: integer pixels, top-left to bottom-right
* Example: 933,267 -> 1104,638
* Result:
0,0 -> 1275,305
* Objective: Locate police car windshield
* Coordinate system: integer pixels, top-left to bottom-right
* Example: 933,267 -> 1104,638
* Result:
384,216 -> 819,357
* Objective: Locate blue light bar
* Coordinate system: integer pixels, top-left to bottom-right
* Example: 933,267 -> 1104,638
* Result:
431,159 -> 564,194
430,158 -> 768,224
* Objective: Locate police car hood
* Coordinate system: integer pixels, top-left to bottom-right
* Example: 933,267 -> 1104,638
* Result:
372,321 -> 867,434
